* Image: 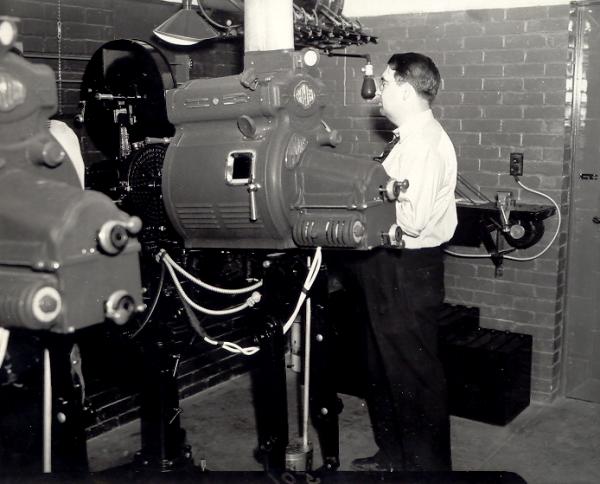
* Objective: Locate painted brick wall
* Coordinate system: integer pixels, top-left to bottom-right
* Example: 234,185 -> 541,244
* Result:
317,5 -> 571,402
5,0 -> 115,118
4,1 -> 570,408
3,0 -> 243,160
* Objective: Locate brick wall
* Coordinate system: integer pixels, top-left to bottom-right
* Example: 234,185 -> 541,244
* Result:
318,5 -> 571,402
4,0 -> 243,121
4,1 -> 570,408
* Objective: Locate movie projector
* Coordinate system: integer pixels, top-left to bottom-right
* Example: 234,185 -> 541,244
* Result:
80,41 -> 406,256
0,20 -> 143,334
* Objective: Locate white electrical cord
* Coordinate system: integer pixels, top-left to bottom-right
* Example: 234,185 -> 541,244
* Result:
162,257 -> 261,316
130,262 -> 166,339
0,328 -> 9,369
302,296 -> 311,449
282,247 -> 322,335
160,250 -> 263,295
443,247 -> 498,259
43,349 -> 52,473
505,179 -> 561,261
203,336 -> 260,356
160,250 -> 262,355
445,178 -> 561,262
159,247 -> 322,355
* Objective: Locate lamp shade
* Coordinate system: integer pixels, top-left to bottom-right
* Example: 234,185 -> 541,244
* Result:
153,2 -> 219,46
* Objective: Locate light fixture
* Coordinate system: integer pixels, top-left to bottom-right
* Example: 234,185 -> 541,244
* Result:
361,58 -> 377,100
327,51 -> 377,100
153,0 -> 219,46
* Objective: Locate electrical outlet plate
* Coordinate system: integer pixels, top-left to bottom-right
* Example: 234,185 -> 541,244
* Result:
509,152 -> 524,176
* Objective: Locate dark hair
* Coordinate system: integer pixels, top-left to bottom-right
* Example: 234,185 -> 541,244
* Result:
387,52 -> 441,104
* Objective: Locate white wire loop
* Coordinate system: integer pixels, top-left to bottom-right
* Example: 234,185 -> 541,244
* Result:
203,337 -> 259,356
445,179 -> 561,262
159,247 -> 322,356
282,247 -> 323,335
162,257 -> 260,316
159,251 -> 261,356
160,250 -> 263,295
504,180 -> 561,261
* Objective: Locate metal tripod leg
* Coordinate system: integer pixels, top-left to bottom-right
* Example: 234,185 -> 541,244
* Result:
252,316 -> 289,472
135,329 -> 193,472
308,265 -> 341,472
45,334 -> 89,474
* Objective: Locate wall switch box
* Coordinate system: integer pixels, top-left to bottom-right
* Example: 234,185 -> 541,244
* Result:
509,152 -> 524,176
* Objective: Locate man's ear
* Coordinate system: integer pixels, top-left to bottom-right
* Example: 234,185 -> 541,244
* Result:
401,82 -> 415,101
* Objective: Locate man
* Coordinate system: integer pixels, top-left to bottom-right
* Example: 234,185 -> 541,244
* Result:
348,52 -> 457,472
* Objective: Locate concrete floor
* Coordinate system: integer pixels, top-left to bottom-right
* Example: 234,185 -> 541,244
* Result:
88,372 -> 600,484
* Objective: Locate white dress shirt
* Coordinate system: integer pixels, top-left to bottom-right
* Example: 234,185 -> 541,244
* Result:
382,109 -> 457,249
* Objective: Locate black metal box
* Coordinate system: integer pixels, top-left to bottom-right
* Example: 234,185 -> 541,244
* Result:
438,303 -> 480,339
440,328 -> 532,426
329,299 -> 482,400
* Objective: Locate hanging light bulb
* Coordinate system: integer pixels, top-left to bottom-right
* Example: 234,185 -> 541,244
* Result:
361,60 -> 377,100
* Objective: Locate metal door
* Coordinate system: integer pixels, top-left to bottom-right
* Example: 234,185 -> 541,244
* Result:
565,2 -> 600,402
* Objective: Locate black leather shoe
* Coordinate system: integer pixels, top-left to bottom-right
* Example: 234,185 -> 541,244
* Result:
350,453 -> 395,472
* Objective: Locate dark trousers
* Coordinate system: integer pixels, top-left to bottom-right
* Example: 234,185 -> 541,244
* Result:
343,247 -> 451,471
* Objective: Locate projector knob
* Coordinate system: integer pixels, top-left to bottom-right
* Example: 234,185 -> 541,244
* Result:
383,179 -> 410,201
386,224 -> 405,248
32,287 -> 62,324
28,139 -> 66,168
105,290 -> 136,325
126,216 -> 143,235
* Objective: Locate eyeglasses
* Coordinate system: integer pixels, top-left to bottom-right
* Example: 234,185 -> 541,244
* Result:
378,76 -> 405,92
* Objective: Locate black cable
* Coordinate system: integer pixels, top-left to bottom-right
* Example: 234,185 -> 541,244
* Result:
457,173 -> 494,203
130,262 -> 165,339
180,299 -> 217,345
197,0 -> 241,29
455,186 -> 476,205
